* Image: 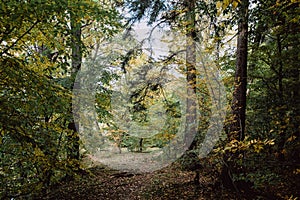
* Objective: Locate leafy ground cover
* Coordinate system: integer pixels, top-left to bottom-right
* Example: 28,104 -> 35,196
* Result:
32,158 -> 299,200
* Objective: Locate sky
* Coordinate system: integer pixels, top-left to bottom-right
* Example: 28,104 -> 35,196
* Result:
132,21 -> 171,60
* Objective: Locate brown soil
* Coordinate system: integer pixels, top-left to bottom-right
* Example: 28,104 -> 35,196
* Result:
34,164 -> 253,200
33,157 -> 299,200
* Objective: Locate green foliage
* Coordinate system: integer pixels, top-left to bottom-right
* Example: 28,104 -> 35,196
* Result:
209,0 -> 300,193
247,0 -> 300,160
177,150 -> 202,172
214,137 -> 279,189
0,0 -> 122,198
1,0 -> 299,197
233,170 -> 279,190
103,95 -> 182,151
0,58 -> 72,198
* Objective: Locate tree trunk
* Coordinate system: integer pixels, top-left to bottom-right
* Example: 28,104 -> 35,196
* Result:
184,0 -> 197,151
139,138 -> 143,152
222,0 -> 249,190
229,0 -> 249,142
67,12 -> 82,164
276,34 -> 287,161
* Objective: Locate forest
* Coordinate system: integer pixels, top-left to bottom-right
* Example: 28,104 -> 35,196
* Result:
0,0 -> 299,199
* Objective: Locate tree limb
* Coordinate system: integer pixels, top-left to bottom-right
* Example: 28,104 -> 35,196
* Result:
0,20 -> 40,57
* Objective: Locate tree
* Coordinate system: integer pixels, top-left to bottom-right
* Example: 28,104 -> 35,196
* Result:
218,0 -> 250,191
0,0 -> 121,198
246,0 -> 300,161
184,0 -> 198,150
66,5 -> 83,169
124,0 -> 211,151
218,0 -> 300,191
228,0 -> 249,142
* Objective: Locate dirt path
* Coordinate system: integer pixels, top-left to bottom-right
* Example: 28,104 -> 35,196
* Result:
31,154 -> 300,200
90,150 -> 176,173
36,163 -> 249,200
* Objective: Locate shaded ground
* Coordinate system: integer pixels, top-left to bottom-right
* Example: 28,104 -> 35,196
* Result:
91,150 -> 169,173
32,156 -> 299,200
35,165 -> 236,200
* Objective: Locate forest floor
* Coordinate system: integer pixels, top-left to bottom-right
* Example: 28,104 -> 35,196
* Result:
36,165 -> 241,200
33,156 -> 300,200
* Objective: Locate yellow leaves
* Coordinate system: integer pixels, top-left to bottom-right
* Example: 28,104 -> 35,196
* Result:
34,147 -> 45,157
223,137 -> 275,154
216,1 -> 223,10
253,144 -> 264,153
216,0 -> 240,16
128,53 -> 147,67
223,0 -> 231,9
204,45 -> 215,54
265,139 -> 275,146
232,1 -> 239,8
293,168 -> 300,175
287,135 -> 296,142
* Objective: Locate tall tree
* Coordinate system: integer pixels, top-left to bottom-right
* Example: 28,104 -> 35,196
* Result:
221,0 -> 249,190
124,0 -> 208,151
184,0 -> 198,150
67,7 -> 82,166
0,0 -> 121,197
246,0 -> 300,161
228,0 -> 249,141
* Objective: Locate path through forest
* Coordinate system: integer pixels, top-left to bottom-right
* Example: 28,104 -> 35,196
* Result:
33,156 -> 299,200
37,165 -> 240,200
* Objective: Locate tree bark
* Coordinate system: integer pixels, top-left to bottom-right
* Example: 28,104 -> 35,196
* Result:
67,12 -> 82,162
222,0 -> 249,190
229,0 -> 249,142
184,0 -> 198,151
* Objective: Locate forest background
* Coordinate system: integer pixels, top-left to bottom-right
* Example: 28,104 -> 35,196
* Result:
0,0 -> 299,199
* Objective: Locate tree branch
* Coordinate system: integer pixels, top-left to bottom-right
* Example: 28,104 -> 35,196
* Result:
0,20 -> 40,57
